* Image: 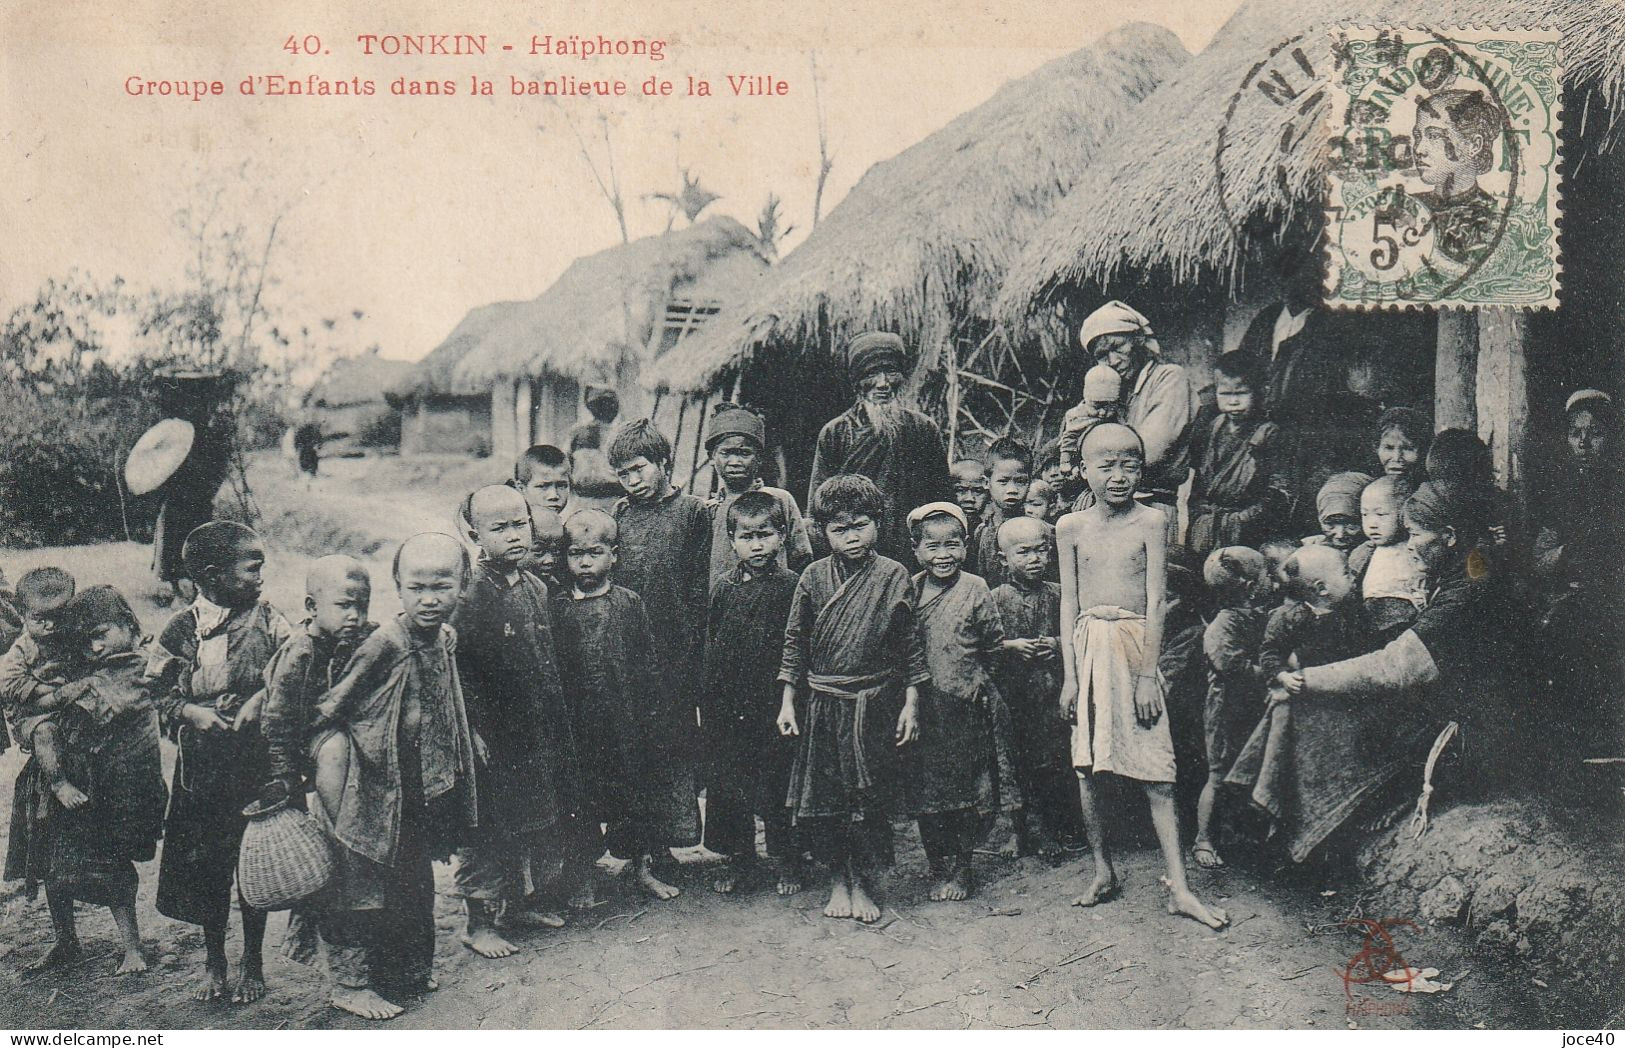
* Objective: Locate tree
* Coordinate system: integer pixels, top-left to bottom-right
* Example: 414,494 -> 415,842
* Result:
754,194 -> 795,258
649,169 -> 721,227
809,50 -> 834,226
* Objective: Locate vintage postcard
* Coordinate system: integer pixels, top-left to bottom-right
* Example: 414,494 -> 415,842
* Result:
1,0 -> 1620,1037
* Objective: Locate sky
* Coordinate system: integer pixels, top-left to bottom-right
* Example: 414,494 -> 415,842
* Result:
2,0 -> 1240,369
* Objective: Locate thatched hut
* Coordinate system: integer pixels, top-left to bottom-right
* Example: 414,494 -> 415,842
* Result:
304,349 -> 413,452
999,0 -> 1625,530
388,302 -> 518,456
449,216 -> 769,468
646,22 -> 1189,489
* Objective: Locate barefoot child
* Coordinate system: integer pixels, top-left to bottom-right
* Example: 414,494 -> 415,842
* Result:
551,509 -> 700,901
704,405 -> 813,582
702,490 -> 803,895
155,522 -> 292,1003
1058,423 -> 1228,929
302,534 -> 480,1019
1349,476 -> 1430,641
516,443 -> 573,515
990,517 -> 1079,856
19,586 -> 168,975
2,568 -> 77,902
1059,363 -> 1124,508
452,486 -> 588,957
972,437 -> 1033,590
1193,548 -> 1274,869
608,420 -> 711,776
905,502 -> 1022,902
778,475 -> 927,924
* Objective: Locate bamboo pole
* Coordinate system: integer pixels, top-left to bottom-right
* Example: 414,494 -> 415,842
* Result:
1475,307 -> 1530,541
1435,309 -> 1478,431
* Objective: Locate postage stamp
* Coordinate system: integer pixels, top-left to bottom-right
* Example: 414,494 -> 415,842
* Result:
1322,26 -> 1561,309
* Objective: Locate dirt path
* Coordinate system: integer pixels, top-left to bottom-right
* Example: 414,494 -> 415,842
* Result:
0,812 -> 1584,1030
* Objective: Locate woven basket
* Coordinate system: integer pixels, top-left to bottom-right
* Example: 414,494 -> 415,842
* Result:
237,798 -> 335,911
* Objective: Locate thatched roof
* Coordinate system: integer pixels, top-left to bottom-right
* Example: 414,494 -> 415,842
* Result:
449,216 -> 769,393
307,351 -> 413,409
389,300 -> 525,400
999,0 -> 1625,332
645,22 -> 1190,394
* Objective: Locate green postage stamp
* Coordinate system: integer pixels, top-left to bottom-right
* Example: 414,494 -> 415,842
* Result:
1322,26 -> 1561,309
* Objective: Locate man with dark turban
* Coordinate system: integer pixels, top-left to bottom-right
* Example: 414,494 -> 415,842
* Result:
807,333 -> 951,561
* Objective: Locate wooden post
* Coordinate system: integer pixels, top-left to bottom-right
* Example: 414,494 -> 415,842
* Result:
945,338 -> 961,464
514,378 -> 533,452
1475,307 -> 1531,539
1435,309 -> 1478,430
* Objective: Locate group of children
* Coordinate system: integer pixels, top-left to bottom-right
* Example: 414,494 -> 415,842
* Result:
1,387 -> 1481,1018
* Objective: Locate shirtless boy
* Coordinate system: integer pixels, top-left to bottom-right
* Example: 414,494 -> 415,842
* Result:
1057,423 -> 1228,930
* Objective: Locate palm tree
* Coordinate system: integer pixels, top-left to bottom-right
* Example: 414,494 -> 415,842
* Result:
649,170 -> 721,228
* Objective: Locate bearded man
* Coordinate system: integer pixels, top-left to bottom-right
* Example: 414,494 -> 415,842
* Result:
807,332 -> 951,562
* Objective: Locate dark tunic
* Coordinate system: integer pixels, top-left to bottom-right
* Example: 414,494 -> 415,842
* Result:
551,585 -> 700,851
1202,606 -> 1268,776
971,512 -> 1022,592
1187,414 -> 1288,557
155,600 -> 289,926
990,580 -> 1070,782
906,571 -> 1020,818
807,406 -> 951,562
151,421 -> 232,583
613,490 -> 713,713
778,554 -> 929,828
702,563 -> 800,816
452,561 -> 583,839
262,621 -> 377,792
1258,598 -> 1369,684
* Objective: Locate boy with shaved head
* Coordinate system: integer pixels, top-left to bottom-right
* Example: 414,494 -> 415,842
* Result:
1058,424 -> 1227,930
551,509 -> 698,901
301,533 -> 479,1019
452,485 -> 587,957
154,521 -> 292,1003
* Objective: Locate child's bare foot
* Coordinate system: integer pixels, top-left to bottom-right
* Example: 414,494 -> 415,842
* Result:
232,969 -> 267,1004
1161,876 -> 1229,929
927,876 -> 951,902
115,948 -> 148,975
711,865 -> 738,894
507,908 -> 565,929
51,781 -> 89,810
462,925 -> 519,958
823,878 -> 852,919
1192,841 -> 1225,869
193,964 -> 228,1001
848,879 -> 882,924
940,863 -> 972,902
28,941 -> 81,972
332,988 -> 403,1021
636,857 -> 681,900
1071,870 -> 1121,907
567,883 -> 598,910
997,835 -> 1021,859
776,864 -> 803,896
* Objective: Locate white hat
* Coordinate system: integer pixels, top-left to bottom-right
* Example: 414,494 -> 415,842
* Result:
1078,300 -> 1158,355
906,501 -> 969,536
1565,388 -> 1613,415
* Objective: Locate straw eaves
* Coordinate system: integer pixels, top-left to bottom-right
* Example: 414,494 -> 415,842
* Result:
390,300 -> 525,399
646,21 -> 1190,394
307,351 -> 414,409
449,216 -> 768,393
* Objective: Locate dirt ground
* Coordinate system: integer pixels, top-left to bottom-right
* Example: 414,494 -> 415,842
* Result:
0,453 -> 1608,1030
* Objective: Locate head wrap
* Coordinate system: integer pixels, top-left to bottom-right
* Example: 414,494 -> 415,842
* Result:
1078,300 -> 1159,356
1565,388 -> 1614,417
846,332 -> 912,382
905,501 -> 969,537
1083,363 -> 1123,401
705,405 -> 766,452
1403,480 -> 1478,540
1316,471 -> 1373,522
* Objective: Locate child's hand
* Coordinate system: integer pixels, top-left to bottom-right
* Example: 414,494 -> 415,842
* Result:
1006,638 -> 1043,661
1489,524 -> 1508,547
182,702 -> 231,734
1281,672 -> 1305,695
1132,675 -> 1163,726
776,703 -> 799,737
1059,679 -> 1079,723
897,701 -> 923,744
1037,637 -> 1060,660
233,693 -> 264,731
1266,684 -> 1292,708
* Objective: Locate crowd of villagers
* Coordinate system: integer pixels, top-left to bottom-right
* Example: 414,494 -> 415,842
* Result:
0,295 -> 1616,1020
